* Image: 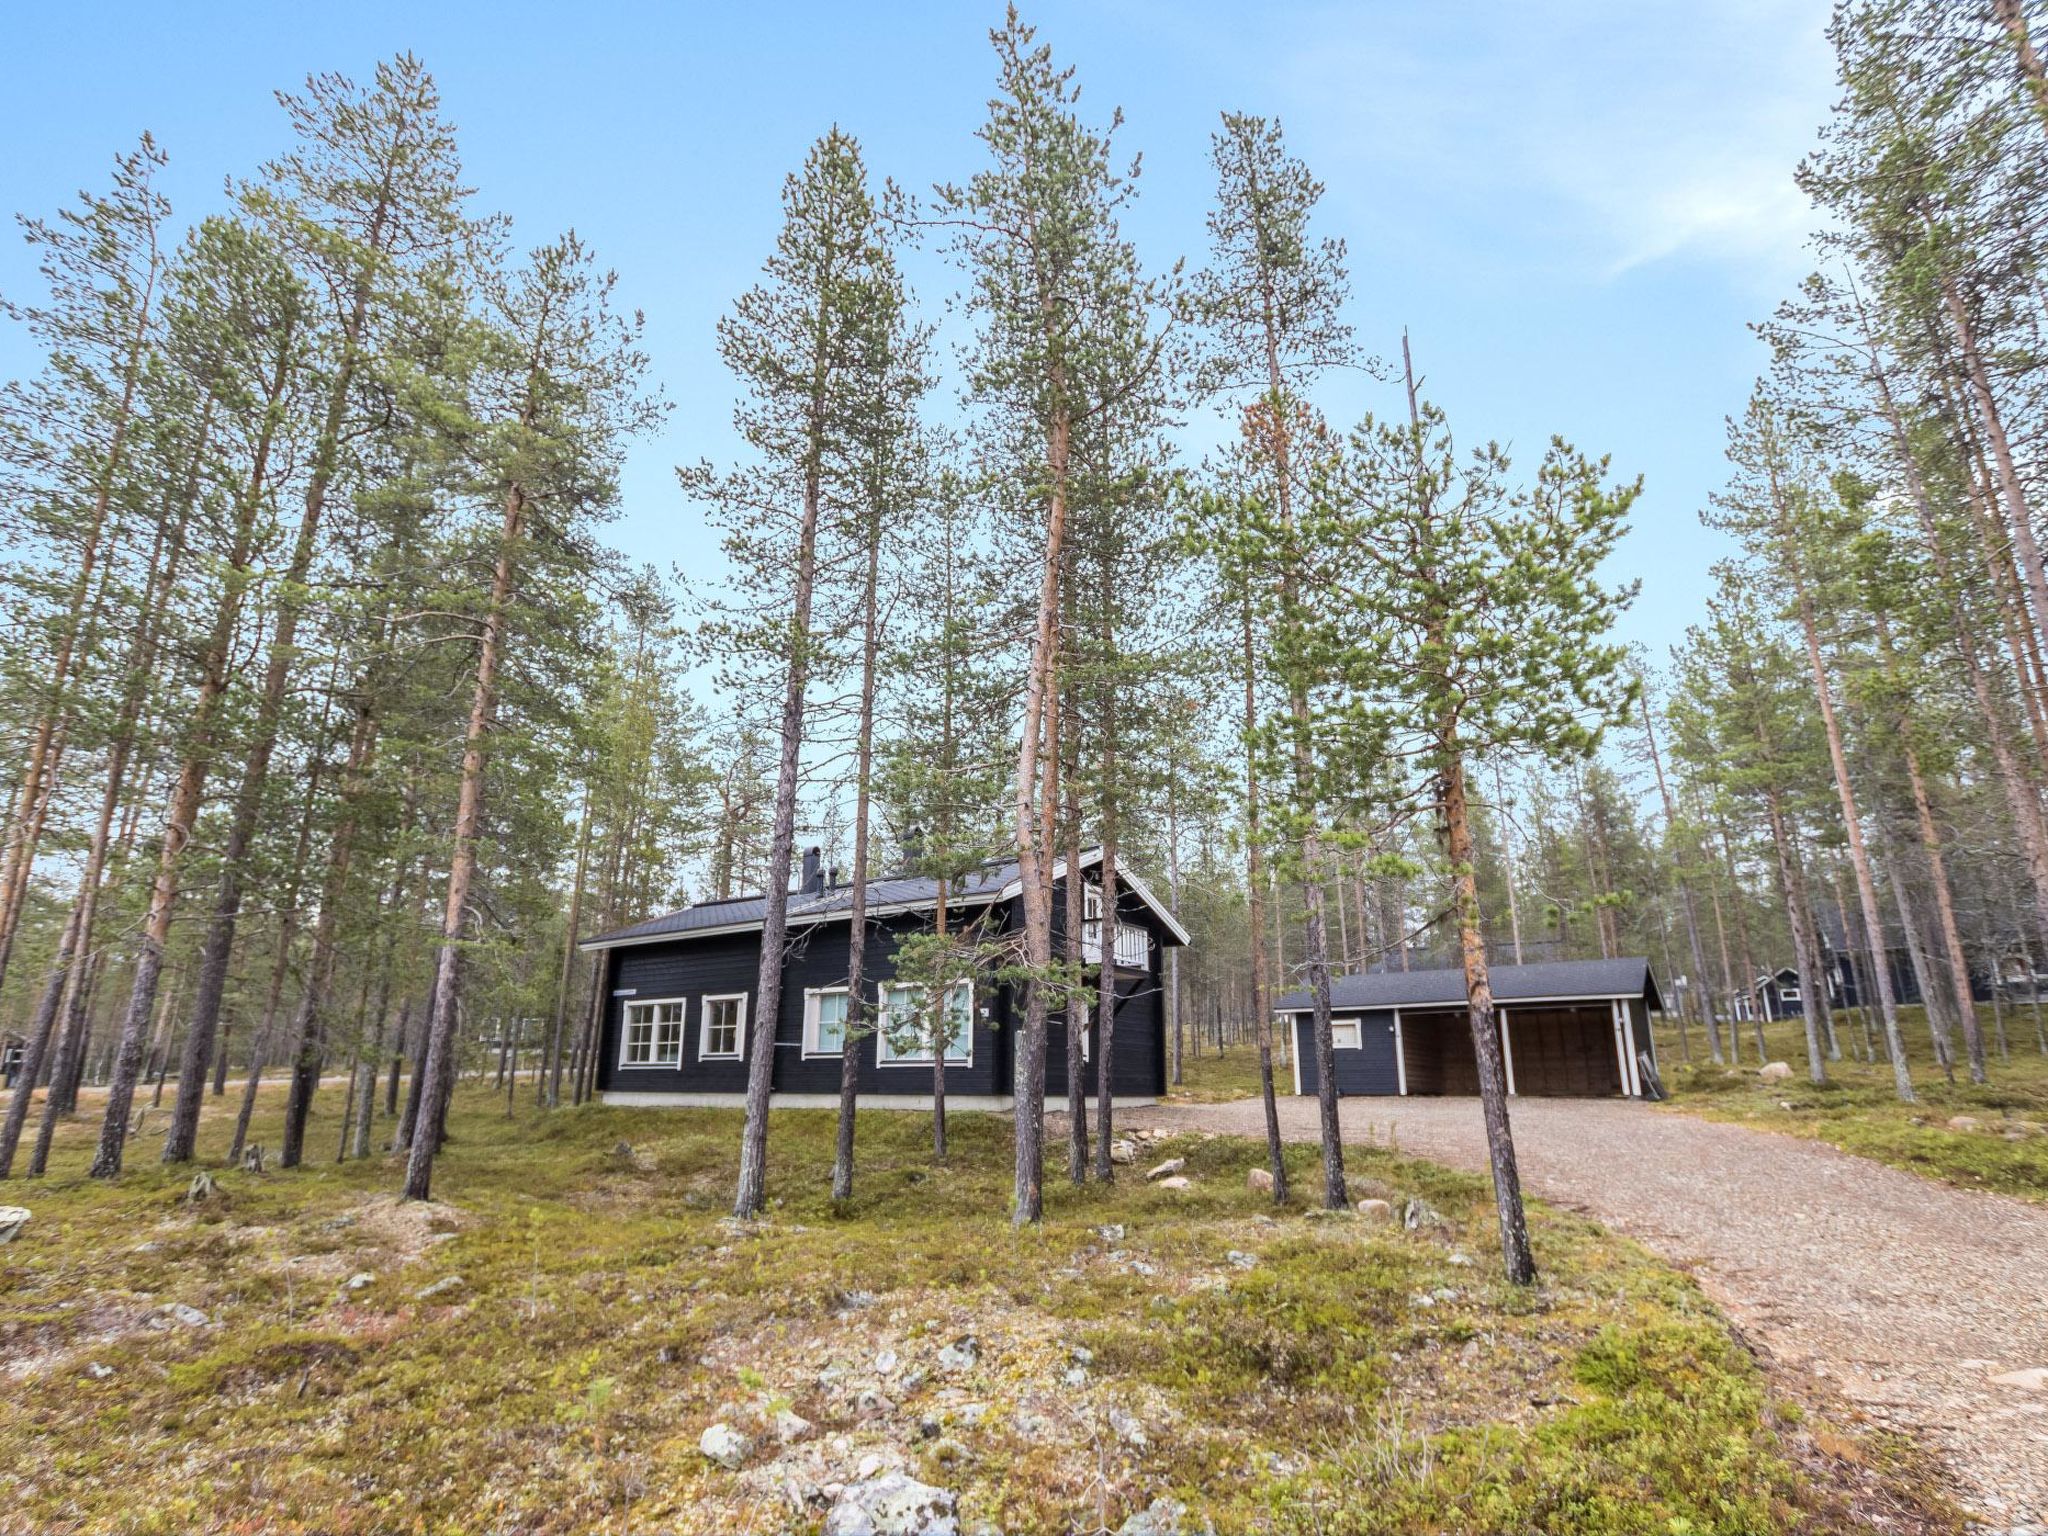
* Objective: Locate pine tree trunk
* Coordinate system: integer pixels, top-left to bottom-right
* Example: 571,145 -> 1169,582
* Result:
1763,428 -> 1914,1100
1092,842 -> 1120,1183
731,439 -> 827,1220
1443,749 -> 1535,1284
0,252 -> 160,995
89,335 -> 294,1179
1240,599 -> 1287,1202
1062,684 -> 1089,1185
1011,400 -> 1071,1227
834,516 -> 885,1201
403,470 -> 528,1202
1639,694 -> 1721,1060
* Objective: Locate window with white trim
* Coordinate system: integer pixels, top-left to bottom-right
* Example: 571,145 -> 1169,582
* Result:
877,980 -> 972,1065
1331,1017 -> 1363,1050
700,993 -> 747,1060
804,986 -> 851,1056
621,999 -> 684,1067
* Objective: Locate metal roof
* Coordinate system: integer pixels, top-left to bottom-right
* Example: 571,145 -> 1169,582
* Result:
579,846 -> 1192,952
1274,957 -> 1662,1013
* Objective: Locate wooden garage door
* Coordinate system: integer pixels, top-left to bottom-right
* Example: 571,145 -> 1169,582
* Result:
1503,1005 -> 1623,1096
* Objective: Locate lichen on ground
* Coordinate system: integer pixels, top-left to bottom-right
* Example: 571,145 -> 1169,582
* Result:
0,1082 -> 1960,1534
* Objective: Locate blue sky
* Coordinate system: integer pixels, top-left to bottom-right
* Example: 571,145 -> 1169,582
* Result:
1,0 -> 1838,667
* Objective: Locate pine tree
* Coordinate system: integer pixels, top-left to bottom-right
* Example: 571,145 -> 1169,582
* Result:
1347,376 -> 1640,1284
684,129 -> 893,1218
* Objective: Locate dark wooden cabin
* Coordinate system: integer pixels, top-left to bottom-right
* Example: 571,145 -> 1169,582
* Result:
1275,958 -> 1662,1099
578,847 -> 1188,1109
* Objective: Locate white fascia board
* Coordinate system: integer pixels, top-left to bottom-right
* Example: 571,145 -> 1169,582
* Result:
577,891 -> 1004,953
998,847 -> 1193,948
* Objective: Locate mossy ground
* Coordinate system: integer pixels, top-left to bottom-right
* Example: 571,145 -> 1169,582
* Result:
0,1079 -> 1957,1534
1656,1007 -> 2048,1201
1165,1043 -> 1278,1103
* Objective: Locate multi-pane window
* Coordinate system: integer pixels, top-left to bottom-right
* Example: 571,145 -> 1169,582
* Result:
877,981 -> 972,1065
806,988 -> 850,1056
701,994 -> 746,1059
621,1000 -> 684,1066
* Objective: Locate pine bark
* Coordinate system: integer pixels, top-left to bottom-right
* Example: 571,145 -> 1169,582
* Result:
403,465 -> 529,1201
89,331 -> 296,1179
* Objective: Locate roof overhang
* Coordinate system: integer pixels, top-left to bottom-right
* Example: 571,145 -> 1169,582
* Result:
996,847 -> 1193,947
577,889 -> 1007,953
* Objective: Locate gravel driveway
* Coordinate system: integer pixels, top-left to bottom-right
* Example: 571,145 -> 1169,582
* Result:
1117,1094 -> 2048,1525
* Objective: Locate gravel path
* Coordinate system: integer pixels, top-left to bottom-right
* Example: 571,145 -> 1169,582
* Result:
1118,1095 -> 2048,1525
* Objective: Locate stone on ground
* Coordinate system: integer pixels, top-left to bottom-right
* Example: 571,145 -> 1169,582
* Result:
698,1422 -> 751,1469
1156,1176 -> 1192,1190
1355,1197 -> 1393,1222
1991,1367 -> 2048,1391
1144,1158 -> 1185,1181
1758,1061 -> 1793,1083
823,1470 -> 959,1536
1108,1140 -> 1137,1166
1246,1167 -> 1273,1195
0,1206 -> 28,1245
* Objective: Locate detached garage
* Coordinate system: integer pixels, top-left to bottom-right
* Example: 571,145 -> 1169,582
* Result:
1276,958 -> 1662,1100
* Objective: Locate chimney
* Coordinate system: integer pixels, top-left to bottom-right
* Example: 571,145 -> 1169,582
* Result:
800,845 -> 824,896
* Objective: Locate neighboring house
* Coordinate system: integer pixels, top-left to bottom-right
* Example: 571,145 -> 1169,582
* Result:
1754,966 -> 1811,1021
578,846 -> 1189,1110
0,1034 -> 21,1091
1273,958 -> 1662,1099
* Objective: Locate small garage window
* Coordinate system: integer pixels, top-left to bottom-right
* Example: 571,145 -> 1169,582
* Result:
1331,1017 -> 1362,1050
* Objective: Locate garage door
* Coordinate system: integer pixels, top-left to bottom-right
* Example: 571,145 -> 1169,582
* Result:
1398,1005 -> 1625,1097
1503,1005 -> 1625,1095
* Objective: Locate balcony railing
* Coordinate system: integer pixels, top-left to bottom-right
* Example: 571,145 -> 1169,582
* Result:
1082,921 -> 1149,970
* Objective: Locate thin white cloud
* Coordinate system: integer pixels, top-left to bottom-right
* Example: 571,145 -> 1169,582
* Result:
1270,0 -> 1836,288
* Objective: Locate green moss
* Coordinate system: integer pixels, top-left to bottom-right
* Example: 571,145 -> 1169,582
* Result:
0,1080 -> 1955,1535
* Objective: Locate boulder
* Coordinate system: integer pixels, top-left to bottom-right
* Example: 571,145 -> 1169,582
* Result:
1156,1176 -> 1192,1190
1144,1158 -> 1185,1182
1946,1115 -> 1982,1131
345,1272 -> 376,1292
185,1170 -> 216,1203
1246,1167 -> 1274,1196
1400,1198 -> 1443,1230
1107,1405 -> 1149,1448
1096,1224 -> 1126,1243
1758,1061 -> 1793,1083
1118,1497 -> 1192,1536
936,1335 -> 979,1372
775,1409 -> 815,1444
1355,1198 -> 1393,1223
159,1303 -> 209,1328
415,1275 -> 465,1300
0,1206 -> 28,1245
1109,1140 -> 1138,1167
1226,1250 -> 1258,1271
823,1470 -> 959,1536
1990,1366 -> 2048,1391
698,1422 -> 751,1469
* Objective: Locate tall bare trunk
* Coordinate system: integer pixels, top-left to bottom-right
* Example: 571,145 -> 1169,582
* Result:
0,244 -> 161,993
1012,401 -> 1071,1226
731,449 -> 825,1219
1240,597 -> 1288,1202
89,332 -> 295,1179
1640,693 -> 1721,1062
403,476 -> 527,1201
1443,749 -> 1534,1284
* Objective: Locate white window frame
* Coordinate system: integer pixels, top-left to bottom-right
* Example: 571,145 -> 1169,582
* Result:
803,985 -> 852,1058
876,979 -> 974,1067
1331,1016 -> 1363,1051
619,997 -> 686,1069
699,992 -> 748,1061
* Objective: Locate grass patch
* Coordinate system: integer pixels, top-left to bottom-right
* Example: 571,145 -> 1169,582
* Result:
1168,1042 -> 1284,1103
1657,1008 -> 2048,1201
0,1077 -> 1957,1534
